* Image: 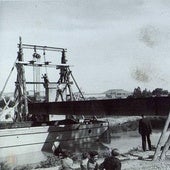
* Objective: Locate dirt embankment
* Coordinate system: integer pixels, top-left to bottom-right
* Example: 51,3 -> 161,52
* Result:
108,116 -> 167,134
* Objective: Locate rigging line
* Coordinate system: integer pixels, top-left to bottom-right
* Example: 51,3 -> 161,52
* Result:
68,68 -> 85,100
43,48 -> 48,74
0,106 -> 16,118
0,57 -> 17,99
33,46 -> 36,95
2,98 -> 11,111
33,63 -> 35,95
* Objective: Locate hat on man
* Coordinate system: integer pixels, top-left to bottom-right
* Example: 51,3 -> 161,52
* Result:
89,151 -> 98,157
111,149 -> 119,156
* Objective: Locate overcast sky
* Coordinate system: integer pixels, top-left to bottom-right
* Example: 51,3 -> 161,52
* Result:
1,0 -> 170,93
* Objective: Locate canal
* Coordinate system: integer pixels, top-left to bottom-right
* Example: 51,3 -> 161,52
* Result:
2,129 -> 169,168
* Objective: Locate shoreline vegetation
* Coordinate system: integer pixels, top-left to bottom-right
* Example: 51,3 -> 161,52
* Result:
0,116 -> 170,170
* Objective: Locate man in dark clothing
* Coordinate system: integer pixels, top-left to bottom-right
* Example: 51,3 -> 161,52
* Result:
139,114 -> 152,151
99,149 -> 121,170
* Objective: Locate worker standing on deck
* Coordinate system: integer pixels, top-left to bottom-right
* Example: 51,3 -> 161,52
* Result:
42,73 -> 49,88
138,114 -> 152,151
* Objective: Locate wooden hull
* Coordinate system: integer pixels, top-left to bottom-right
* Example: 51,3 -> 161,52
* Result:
0,120 -> 109,158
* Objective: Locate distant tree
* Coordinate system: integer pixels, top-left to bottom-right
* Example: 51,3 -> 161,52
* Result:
152,88 -> 162,96
152,88 -> 169,97
133,86 -> 142,98
162,90 -> 169,95
132,87 -> 169,98
142,88 -> 152,97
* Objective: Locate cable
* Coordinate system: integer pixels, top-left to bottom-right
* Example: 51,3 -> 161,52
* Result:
0,57 -> 17,99
43,48 -> 48,75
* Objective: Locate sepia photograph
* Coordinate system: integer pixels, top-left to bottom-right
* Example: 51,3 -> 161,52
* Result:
0,0 -> 170,169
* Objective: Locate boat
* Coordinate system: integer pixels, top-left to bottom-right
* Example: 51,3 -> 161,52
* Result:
1,37 -> 169,161
0,37 -> 109,158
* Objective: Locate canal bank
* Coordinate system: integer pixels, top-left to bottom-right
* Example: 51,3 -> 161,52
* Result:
1,116 -> 170,169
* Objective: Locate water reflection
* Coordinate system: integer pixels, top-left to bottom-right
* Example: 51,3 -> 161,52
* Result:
59,130 -> 163,154
60,141 -> 108,154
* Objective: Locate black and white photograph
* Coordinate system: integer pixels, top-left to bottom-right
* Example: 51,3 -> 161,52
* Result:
0,0 -> 170,169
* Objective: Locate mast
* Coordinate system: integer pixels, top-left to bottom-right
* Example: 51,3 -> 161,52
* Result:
55,49 -> 73,101
14,37 -> 28,121
33,46 -> 41,100
55,49 -> 84,102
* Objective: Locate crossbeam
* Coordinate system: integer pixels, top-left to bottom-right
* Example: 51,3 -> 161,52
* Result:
26,82 -> 57,84
18,43 -> 67,52
16,61 -> 71,68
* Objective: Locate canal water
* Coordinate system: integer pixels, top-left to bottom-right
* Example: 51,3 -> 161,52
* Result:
61,130 -> 169,154
2,129 -> 169,168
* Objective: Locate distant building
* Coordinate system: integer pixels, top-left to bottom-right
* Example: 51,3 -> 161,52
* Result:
83,93 -> 106,100
104,89 -> 132,99
81,89 -> 132,100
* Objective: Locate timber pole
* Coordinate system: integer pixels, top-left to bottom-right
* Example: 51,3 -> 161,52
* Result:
153,111 -> 170,160
160,134 -> 170,160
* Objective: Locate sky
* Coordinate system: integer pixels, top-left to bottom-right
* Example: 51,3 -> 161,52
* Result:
1,0 -> 170,93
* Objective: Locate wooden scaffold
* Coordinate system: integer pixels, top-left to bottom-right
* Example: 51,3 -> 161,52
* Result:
153,111 -> 170,160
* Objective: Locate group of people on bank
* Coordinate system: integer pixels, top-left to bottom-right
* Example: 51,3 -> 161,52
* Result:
55,114 -> 152,170
57,148 -> 121,170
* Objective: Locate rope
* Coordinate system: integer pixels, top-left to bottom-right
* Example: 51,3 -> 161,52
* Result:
68,68 -> 85,100
0,57 -> 17,99
43,48 -> 48,75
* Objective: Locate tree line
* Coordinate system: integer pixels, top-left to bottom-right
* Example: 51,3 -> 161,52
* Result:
130,87 -> 169,98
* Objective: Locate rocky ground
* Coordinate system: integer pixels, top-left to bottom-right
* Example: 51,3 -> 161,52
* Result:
4,148 -> 169,170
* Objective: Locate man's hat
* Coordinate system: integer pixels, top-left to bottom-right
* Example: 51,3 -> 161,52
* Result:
111,149 -> 119,156
89,151 -> 98,157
